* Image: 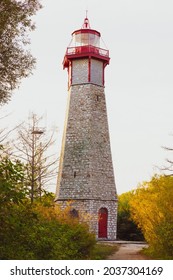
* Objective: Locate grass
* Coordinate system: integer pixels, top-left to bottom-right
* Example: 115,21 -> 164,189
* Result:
90,243 -> 118,260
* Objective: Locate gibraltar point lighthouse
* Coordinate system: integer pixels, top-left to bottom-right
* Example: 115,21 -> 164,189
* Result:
55,16 -> 118,240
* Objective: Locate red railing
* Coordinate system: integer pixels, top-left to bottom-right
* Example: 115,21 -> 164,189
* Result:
66,45 -> 109,58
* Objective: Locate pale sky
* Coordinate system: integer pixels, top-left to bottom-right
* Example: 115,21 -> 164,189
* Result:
1,0 -> 173,194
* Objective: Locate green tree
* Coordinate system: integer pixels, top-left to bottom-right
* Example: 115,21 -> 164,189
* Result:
0,148 -> 28,207
0,0 -> 42,105
0,149 -> 28,258
117,191 -> 144,241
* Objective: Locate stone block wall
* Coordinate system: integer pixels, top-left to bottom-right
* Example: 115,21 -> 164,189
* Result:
57,199 -> 118,240
56,83 -> 117,201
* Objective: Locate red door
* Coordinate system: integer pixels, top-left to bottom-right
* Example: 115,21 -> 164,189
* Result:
98,208 -> 108,238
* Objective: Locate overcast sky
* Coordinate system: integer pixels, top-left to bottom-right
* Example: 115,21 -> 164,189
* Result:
1,0 -> 173,194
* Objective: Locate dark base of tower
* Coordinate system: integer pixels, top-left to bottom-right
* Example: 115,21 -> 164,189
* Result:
55,198 -> 118,241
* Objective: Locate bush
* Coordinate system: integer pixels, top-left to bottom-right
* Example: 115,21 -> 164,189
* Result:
0,202 -> 96,260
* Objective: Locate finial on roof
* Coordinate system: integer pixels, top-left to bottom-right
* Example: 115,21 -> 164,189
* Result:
82,11 -> 91,29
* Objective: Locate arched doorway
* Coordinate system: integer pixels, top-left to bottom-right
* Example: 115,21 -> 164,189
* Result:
98,208 -> 108,238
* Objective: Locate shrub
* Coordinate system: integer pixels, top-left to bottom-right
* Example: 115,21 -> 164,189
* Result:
0,202 -> 96,260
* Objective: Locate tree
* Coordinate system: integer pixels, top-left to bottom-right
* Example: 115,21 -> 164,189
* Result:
0,148 -> 28,259
0,146 -> 28,207
130,175 -> 173,259
0,0 -> 42,105
14,113 -> 58,203
117,191 -> 144,241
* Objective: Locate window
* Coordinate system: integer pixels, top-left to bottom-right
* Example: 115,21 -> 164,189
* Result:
70,209 -> 79,218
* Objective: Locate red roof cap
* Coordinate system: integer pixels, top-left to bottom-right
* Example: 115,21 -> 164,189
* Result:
72,17 -> 101,37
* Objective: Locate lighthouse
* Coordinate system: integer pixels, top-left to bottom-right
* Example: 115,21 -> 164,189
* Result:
55,17 -> 118,240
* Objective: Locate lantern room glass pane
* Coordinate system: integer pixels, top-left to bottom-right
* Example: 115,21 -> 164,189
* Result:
89,33 -> 100,47
81,33 -> 89,45
74,33 -> 81,46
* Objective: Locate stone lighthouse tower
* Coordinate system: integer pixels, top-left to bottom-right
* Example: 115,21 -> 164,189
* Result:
55,17 -> 118,240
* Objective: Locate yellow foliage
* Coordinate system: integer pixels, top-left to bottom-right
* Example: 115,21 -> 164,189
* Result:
129,175 -> 173,252
34,200 -> 95,230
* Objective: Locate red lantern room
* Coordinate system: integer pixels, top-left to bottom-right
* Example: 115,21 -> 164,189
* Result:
63,17 -> 110,87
